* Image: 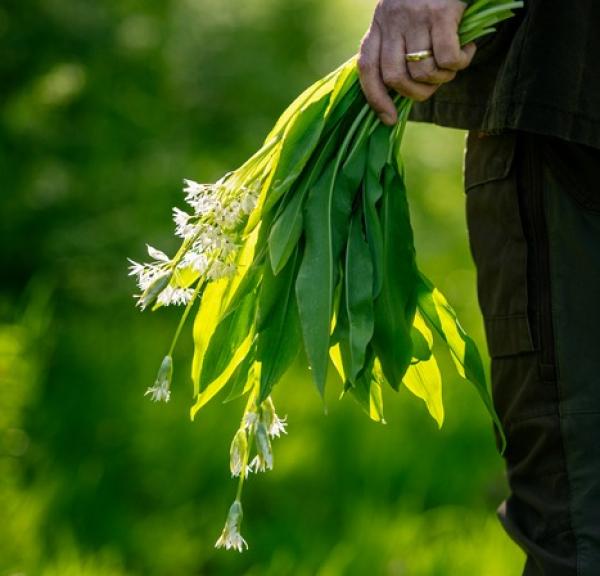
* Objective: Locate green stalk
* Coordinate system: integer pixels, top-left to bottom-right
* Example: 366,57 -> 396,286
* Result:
167,280 -> 204,356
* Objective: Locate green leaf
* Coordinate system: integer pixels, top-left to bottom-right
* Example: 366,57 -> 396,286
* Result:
190,331 -> 254,419
191,277 -> 229,396
264,57 -> 351,143
410,310 -> 433,362
403,355 -> 444,429
296,153 -> 355,397
199,292 -> 256,389
223,345 -> 258,403
344,209 -> 375,383
416,272 -> 507,452
268,120 -> 347,275
261,93 -> 332,215
343,351 -> 386,424
256,250 -> 302,403
372,163 -> 418,390
363,124 -> 389,298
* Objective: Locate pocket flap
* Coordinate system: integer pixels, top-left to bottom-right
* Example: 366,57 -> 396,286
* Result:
465,132 -> 517,190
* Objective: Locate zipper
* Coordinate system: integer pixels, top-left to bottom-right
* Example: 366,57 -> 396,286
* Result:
521,135 -> 557,379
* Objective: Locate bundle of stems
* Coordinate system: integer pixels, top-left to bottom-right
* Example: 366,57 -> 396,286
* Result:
129,0 -> 522,551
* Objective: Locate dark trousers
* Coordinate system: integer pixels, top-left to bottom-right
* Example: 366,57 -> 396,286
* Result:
465,131 -> 600,575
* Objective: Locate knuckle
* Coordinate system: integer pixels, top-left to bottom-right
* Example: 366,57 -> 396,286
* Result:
357,55 -> 373,74
411,69 -> 432,83
428,3 -> 446,18
382,69 -> 405,88
436,55 -> 461,70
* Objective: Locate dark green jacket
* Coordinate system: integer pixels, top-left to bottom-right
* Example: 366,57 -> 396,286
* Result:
410,0 -> 600,150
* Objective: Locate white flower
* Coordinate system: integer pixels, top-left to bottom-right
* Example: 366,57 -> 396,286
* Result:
249,422 -> 273,473
207,260 -> 236,281
144,355 -> 173,402
215,500 -> 248,553
243,411 -> 258,431
156,286 -> 195,306
240,193 -> 257,215
172,207 -> 199,239
267,414 -> 287,438
146,244 -> 170,262
183,178 -> 210,197
262,397 -> 287,438
127,258 -> 145,278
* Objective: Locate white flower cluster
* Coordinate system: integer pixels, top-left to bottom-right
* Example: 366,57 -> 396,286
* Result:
230,397 -> 287,476
128,177 -> 259,309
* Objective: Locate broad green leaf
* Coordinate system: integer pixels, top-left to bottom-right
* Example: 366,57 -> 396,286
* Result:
256,248 -> 294,332
257,300 -> 301,404
324,58 -> 359,118
344,209 -> 374,383
259,93 -> 332,219
192,226 -> 264,392
223,346 -> 258,403
199,292 -> 256,390
268,120 -> 346,274
372,163 -> 418,390
363,124 -> 389,298
416,272 -> 506,452
190,332 -> 254,420
220,223 -> 264,315
256,250 -> 302,403
330,342 -> 346,383
403,355 -> 444,428
296,151 -> 355,397
191,277 -> 229,395
264,59 -> 347,143
343,351 -> 385,423
411,309 -> 433,362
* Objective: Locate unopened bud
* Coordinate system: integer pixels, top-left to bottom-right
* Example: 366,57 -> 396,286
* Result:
144,355 -> 173,402
230,428 -> 248,478
138,272 -> 172,310
251,422 -> 273,472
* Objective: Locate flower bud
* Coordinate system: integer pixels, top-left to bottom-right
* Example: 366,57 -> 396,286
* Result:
251,422 -> 273,472
138,272 -> 172,310
144,355 -> 173,402
229,428 -> 248,478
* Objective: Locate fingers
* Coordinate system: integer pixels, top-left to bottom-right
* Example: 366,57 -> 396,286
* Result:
379,33 -> 438,102
357,23 -> 398,125
405,26 -> 456,85
431,13 -> 477,71
358,0 -> 477,116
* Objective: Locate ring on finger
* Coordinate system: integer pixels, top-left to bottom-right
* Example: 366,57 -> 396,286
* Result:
405,49 -> 433,63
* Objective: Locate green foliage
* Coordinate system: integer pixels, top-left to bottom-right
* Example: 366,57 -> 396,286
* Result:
0,0 -> 524,573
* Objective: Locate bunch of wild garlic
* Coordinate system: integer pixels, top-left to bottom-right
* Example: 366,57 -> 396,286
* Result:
129,0 -> 522,552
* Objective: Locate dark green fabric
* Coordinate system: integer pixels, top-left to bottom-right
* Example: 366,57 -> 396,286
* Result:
465,130 -> 600,575
411,1 -> 600,150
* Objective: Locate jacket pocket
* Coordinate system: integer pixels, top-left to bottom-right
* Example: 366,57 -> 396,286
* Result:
465,131 -> 536,358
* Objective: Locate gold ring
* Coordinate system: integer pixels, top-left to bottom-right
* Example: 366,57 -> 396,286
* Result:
405,49 -> 433,62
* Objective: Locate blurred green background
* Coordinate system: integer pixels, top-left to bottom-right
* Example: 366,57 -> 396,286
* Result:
0,0 -> 525,574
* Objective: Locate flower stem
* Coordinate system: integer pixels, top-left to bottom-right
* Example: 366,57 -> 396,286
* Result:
167,280 -> 204,356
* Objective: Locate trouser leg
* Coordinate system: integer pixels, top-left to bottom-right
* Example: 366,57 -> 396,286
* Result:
464,130 -> 600,575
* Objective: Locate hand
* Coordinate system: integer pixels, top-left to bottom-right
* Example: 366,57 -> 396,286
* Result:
358,0 -> 477,125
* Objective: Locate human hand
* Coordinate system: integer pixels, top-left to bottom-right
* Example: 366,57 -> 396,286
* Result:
358,0 -> 477,125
